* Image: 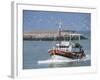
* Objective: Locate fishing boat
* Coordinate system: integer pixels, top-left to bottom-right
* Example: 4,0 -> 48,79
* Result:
48,22 -> 86,59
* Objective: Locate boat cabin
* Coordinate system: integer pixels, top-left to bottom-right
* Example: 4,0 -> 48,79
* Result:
56,41 -> 72,52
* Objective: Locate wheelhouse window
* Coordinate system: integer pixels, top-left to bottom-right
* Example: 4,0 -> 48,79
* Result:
57,45 -> 69,48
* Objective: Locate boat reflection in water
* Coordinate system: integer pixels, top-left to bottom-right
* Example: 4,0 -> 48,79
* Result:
38,54 -> 90,68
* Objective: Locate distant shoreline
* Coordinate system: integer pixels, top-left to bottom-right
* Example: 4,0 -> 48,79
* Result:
23,36 -> 87,41
23,31 -> 87,41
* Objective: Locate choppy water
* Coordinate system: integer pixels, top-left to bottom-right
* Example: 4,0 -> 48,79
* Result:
23,33 -> 91,69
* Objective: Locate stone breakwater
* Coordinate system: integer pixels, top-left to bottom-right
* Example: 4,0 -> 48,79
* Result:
23,31 -> 87,41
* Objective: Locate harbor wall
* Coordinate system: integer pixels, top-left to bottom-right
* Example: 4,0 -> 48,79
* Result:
23,31 -> 87,41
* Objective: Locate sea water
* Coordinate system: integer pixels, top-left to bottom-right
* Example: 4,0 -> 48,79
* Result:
23,32 -> 91,69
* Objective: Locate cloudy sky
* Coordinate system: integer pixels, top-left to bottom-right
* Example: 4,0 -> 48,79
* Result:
23,10 -> 91,32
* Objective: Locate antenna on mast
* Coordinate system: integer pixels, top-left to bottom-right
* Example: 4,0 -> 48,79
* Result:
58,19 -> 62,44
58,19 -> 62,29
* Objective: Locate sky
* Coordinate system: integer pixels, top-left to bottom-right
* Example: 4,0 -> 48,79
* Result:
23,10 -> 91,32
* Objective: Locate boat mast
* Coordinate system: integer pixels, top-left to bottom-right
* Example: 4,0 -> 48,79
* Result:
58,21 -> 62,44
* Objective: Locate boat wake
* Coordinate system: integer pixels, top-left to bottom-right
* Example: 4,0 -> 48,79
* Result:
37,54 -> 90,64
